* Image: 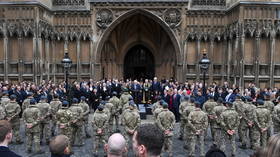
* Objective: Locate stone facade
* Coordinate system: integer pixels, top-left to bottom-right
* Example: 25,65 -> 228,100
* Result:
0,0 -> 280,88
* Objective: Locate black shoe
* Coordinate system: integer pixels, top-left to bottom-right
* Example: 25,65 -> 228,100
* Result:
86,134 -> 91,138
32,150 -> 44,155
15,140 -> 23,145
183,145 -> 188,150
26,149 -> 32,154
239,145 -> 247,149
178,136 -> 183,140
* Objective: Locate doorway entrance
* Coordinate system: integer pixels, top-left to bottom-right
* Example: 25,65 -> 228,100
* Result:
124,45 -> 155,80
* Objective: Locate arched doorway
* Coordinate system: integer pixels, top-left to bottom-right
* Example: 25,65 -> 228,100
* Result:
124,45 -> 155,80
97,9 -> 182,81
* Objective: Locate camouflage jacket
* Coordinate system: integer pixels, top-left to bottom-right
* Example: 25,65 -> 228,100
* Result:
273,104 -> 280,125
153,107 -> 163,120
92,110 -> 108,134
122,109 -> 141,133
212,103 -> 227,129
254,105 -> 272,130
5,101 -> 21,121
179,101 -> 189,119
152,101 -> 161,113
220,107 -> 240,131
156,109 -> 175,136
203,100 -> 217,116
49,99 -> 62,118
120,92 -> 132,110
56,108 -> 73,127
79,101 -> 90,118
1,96 -> 10,107
37,101 -> 51,122
183,104 -> 196,125
23,105 -> 41,132
0,105 -> 6,120
69,103 -> 84,126
109,96 -> 121,115
264,100 -> 274,113
22,97 -> 32,111
188,108 -> 208,133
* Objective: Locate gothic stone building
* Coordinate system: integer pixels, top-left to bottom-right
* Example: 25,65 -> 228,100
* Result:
1,0 -> 280,88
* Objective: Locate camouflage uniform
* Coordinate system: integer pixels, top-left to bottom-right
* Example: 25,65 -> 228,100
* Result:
22,97 -> 32,111
264,99 -> 274,138
179,100 -> 189,139
0,105 -> 6,120
120,92 -> 132,112
233,98 -> 245,143
5,99 -> 22,143
69,102 -> 84,146
273,103 -> 280,134
56,106 -> 73,151
104,101 -> 114,135
109,95 -> 121,131
182,102 -> 196,149
92,108 -> 108,155
153,106 -> 163,121
122,106 -> 141,148
22,103 -> 42,153
212,102 -> 227,149
156,108 -> 175,157
243,101 -> 257,149
253,102 -> 272,148
202,99 -> 217,140
1,95 -> 10,107
188,108 -> 208,157
49,98 -> 62,136
79,100 -> 90,137
220,105 -> 240,156
37,99 -> 51,143
152,100 -> 161,113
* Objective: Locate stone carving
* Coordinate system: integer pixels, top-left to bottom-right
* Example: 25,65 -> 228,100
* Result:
164,8 -> 181,28
96,9 -> 113,29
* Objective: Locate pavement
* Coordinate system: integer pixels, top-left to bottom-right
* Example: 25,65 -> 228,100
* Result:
9,114 -> 254,157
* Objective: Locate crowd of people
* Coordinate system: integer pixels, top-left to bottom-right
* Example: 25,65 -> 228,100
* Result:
0,77 -> 280,157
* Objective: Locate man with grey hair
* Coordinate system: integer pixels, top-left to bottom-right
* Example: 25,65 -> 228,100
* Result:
104,133 -> 127,157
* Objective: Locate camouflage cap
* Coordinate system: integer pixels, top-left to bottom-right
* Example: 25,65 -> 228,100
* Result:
10,94 -> 17,100
256,99 -> 264,105
162,102 -> 168,108
72,98 -> 79,103
30,98 -> 37,105
80,96 -> 86,101
40,95 -> 47,100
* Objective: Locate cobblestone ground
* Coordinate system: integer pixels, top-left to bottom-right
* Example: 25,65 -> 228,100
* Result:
10,114 -> 254,157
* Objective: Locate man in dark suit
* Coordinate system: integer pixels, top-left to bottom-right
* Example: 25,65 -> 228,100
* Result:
0,120 -> 22,157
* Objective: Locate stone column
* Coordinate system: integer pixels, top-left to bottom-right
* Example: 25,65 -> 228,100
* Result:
33,34 -> 37,83
76,37 -> 81,81
18,33 -> 23,82
233,34 -> 240,85
209,37 -> 214,83
270,30 -> 276,87
51,38 -> 56,83
183,40 -> 188,80
45,38 -> 50,81
227,38 -> 232,82
240,32 -> 245,89
196,36 -> 201,81
255,33 -> 260,87
3,25 -> 8,81
37,35 -> 43,83
90,38 -> 94,79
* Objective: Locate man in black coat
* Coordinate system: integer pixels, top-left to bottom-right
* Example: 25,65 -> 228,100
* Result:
0,120 -> 22,157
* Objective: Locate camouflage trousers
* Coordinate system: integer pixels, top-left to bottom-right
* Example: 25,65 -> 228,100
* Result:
162,136 -> 173,156
84,117 -> 90,137
221,132 -> 236,156
189,133 -> 205,157
238,120 -> 249,146
251,127 -> 268,149
72,125 -> 84,145
208,120 -> 215,141
26,130 -> 41,152
93,134 -> 107,153
112,114 -> 120,131
184,125 -> 192,149
59,126 -> 73,151
274,124 -> 280,134
51,119 -> 57,136
40,122 -> 51,143
179,119 -> 187,138
213,128 -> 225,150
108,116 -> 114,135
124,131 -> 134,148
11,119 -> 21,143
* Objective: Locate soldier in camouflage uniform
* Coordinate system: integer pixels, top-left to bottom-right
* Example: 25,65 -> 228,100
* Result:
0,103 -> 6,120
243,96 -> 257,150
49,94 -> 62,136
273,99 -> 280,134
109,91 -> 121,132
233,94 -> 248,148
253,99 -> 272,148
122,96 -> 133,113
120,88 -> 132,112
220,101 -> 240,156
122,101 -> 141,148
22,99 -> 44,155
178,96 -> 189,140
212,98 -> 227,149
79,96 -> 91,138
152,96 -> 162,113
69,98 -> 84,146
156,103 -> 175,157
56,101 -> 74,153
1,91 -> 10,107
153,100 -> 164,121
92,105 -> 108,157
37,96 -> 51,144
202,95 -> 217,141
5,94 -> 22,144
104,96 -> 114,135
22,92 -> 33,111
182,97 -> 196,150
264,94 -> 274,138
188,101 -> 208,157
